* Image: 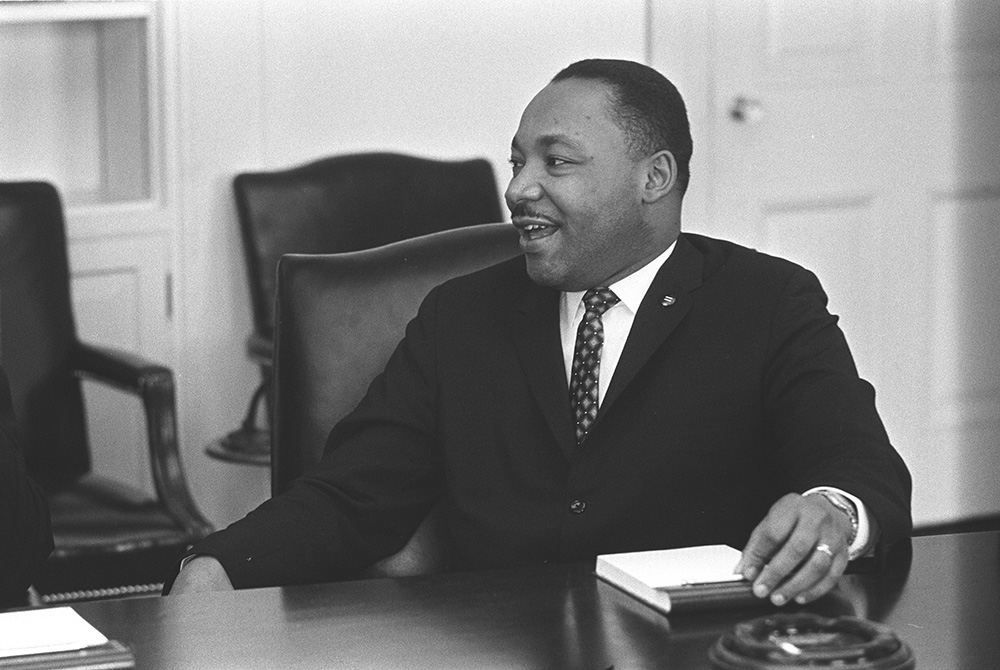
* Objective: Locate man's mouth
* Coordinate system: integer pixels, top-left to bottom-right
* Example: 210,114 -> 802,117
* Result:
513,218 -> 559,242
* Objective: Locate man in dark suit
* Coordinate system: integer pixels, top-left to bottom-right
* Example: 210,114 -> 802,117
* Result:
172,59 -> 911,607
0,366 -> 53,607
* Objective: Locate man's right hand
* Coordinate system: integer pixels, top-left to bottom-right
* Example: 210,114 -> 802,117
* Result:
168,556 -> 235,594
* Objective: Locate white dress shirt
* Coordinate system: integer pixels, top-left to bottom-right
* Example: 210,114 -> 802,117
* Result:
560,242 -> 677,404
558,240 -> 874,558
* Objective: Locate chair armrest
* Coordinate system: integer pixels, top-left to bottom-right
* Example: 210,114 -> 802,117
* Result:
70,341 -> 213,539
72,341 -> 170,392
246,332 -> 273,366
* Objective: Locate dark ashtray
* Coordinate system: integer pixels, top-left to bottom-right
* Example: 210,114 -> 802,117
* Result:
708,612 -> 914,669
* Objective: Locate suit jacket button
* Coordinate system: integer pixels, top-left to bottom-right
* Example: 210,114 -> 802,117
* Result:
569,499 -> 586,514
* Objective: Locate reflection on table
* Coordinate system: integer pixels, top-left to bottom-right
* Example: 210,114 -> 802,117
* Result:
71,531 -> 1000,669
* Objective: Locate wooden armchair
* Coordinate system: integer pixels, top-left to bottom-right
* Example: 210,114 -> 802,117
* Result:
0,181 -> 211,603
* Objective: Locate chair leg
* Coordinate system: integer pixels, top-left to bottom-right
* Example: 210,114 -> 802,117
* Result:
208,378 -> 271,465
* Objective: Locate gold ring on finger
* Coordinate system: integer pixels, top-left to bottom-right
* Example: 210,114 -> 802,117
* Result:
814,543 -> 834,559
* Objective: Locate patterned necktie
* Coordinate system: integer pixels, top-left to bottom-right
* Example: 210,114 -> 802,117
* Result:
570,287 -> 620,444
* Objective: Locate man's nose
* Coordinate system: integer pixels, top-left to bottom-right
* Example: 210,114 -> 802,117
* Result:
505,165 -> 543,211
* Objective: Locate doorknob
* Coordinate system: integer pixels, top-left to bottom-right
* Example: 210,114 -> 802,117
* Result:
729,96 -> 764,124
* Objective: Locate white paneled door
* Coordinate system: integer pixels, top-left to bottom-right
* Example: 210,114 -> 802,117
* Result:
70,231 -> 174,496
655,0 -> 1000,528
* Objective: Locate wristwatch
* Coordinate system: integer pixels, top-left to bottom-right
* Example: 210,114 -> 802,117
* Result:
808,489 -> 859,548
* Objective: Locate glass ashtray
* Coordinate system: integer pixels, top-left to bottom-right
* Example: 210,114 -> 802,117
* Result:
708,612 -> 914,669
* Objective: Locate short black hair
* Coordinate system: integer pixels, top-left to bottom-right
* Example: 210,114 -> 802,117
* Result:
552,59 -> 692,192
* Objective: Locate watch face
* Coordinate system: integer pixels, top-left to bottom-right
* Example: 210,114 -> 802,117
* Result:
709,612 -> 915,670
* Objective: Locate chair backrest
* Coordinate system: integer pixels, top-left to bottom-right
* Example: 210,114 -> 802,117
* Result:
0,182 -> 89,486
234,152 -> 504,343
271,222 -> 521,496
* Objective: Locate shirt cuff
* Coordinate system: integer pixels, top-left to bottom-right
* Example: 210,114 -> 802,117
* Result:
178,553 -> 200,571
803,486 -> 875,560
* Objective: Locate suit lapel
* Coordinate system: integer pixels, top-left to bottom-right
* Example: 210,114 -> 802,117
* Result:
508,234 -> 705,458
601,234 -> 705,412
510,281 -> 577,460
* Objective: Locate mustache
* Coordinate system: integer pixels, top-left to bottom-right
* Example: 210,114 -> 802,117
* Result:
510,203 -> 557,223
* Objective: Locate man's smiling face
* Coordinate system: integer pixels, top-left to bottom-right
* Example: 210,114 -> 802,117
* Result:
506,78 -> 658,291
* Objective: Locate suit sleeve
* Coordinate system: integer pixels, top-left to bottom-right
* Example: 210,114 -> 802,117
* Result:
761,267 -> 912,549
0,368 -> 53,606
175,288 -> 447,590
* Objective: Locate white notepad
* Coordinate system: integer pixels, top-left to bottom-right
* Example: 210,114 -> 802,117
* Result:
599,544 -> 745,587
0,607 -> 109,658
596,544 -> 749,614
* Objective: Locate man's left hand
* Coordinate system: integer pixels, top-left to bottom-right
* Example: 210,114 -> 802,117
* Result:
735,493 -> 853,606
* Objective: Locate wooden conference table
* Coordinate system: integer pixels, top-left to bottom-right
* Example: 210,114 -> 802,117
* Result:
72,531 -> 999,669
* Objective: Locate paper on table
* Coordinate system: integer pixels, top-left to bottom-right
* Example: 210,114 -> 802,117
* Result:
599,544 -> 745,587
0,608 -> 108,658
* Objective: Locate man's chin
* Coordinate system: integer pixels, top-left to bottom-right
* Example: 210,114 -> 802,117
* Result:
525,258 -> 575,291
525,259 -> 559,288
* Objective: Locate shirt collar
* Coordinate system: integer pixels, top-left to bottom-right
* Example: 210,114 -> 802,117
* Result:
563,239 -> 678,316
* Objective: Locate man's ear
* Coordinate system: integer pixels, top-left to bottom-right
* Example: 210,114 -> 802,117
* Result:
642,150 -> 678,204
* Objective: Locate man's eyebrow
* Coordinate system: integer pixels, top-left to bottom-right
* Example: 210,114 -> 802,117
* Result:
539,134 -> 584,151
510,133 -> 585,153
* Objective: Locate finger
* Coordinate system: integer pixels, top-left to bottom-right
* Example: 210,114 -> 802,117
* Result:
737,494 -> 800,580
792,551 -> 849,604
771,543 -> 849,606
737,524 -> 784,580
750,523 -> 821,602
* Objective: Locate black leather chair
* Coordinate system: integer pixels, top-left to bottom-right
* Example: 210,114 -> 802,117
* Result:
0,181 -> 212,603
272,223 -> 520,576
225,153 -> 504,462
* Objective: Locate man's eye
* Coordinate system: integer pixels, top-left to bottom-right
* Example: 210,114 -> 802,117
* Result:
547,156 -> 570,167
509,158 -> 524,173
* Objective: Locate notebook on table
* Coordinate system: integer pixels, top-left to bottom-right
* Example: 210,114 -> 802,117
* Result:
0,607 -> 134,669
596,544 -> 759,614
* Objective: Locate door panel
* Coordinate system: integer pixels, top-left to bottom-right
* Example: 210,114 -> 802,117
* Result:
70,232 -> 173,497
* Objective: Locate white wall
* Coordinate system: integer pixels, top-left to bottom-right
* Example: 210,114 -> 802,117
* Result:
168,0 -> 648,527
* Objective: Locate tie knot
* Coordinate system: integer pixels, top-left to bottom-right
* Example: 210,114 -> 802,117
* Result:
582,287 -> 619,318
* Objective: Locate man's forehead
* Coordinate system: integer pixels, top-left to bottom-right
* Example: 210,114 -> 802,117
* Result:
511,79 -> 616,150
527,79 -> 611,119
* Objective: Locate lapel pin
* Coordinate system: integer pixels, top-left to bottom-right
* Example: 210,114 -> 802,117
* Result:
660,295 -> 676,307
